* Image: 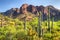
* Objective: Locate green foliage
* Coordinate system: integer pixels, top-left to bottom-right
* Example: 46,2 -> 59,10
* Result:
0,14 -> 60,40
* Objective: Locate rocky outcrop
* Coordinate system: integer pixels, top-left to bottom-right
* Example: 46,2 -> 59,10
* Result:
3,8 -> 20,18
3,4 -> 60,20
27,5 -> 37,14
20,4 -> 28,14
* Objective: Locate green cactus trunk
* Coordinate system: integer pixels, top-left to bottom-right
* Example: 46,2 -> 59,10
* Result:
47,7 -> 51,32
51,14 -> 55,30
24,18 -> 26,29
24,15 -> 27,40
24,16 -> 26,29
51,16 -> 54,29
37,11 -> 43,39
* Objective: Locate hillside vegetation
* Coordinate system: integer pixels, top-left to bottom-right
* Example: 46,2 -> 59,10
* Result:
0,13 -> 60,40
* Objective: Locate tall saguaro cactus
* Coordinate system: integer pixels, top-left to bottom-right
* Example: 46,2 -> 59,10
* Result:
37,11 -> 43,39
51,13 -> 55,29
24,15 -> 27,29
47,7 -> 51,32
37,11 -> 40,37
23,14 -> 27,40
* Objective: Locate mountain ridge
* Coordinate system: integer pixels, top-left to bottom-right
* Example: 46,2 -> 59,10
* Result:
2,4 -> 60,20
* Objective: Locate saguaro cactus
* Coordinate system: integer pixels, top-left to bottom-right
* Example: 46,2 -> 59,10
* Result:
37,11 -> 43,39
47,7 -> 51,32
23,14 -> 27,40
24,15 -> 27,29
37,11 -> 40,37
51,13 -> 55,29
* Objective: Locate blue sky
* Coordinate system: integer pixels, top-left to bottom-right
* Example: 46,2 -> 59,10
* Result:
0,0 -> 60,12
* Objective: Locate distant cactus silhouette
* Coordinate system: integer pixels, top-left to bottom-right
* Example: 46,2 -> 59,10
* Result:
47,7 -> 51,32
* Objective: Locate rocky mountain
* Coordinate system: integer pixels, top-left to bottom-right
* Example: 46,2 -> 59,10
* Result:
3,4 -> 60,20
